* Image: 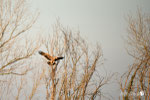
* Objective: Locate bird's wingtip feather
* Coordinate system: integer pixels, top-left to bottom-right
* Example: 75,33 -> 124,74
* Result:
38,51 -> 43,54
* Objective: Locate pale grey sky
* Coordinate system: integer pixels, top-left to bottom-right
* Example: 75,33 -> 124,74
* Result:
31,0 -> 150,99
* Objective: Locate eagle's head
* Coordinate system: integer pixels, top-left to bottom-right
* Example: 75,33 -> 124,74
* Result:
47,60 -> 56,65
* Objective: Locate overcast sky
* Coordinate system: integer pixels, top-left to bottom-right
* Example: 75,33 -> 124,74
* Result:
31,0 -> 150,99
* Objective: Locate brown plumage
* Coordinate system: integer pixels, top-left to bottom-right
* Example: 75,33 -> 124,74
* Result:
38,51 -> 64,65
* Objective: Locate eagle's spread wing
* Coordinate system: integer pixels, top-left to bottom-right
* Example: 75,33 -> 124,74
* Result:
55,57 -> 64,61
38,51 -> 52,60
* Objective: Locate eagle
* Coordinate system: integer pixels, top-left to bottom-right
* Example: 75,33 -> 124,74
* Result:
39,51 -> 64,65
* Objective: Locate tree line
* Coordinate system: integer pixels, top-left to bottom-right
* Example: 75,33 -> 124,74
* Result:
0,0 -> 149,100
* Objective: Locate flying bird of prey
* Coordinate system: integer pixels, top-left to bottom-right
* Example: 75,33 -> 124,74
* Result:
38,51 -> 64,65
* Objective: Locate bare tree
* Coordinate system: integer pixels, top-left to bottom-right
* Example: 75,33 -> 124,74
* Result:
0,0 -> 40,99
0,0 -> 112,99
39,21 -> 113,100
0,0 -> 39,75
119,10 -> 150,100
